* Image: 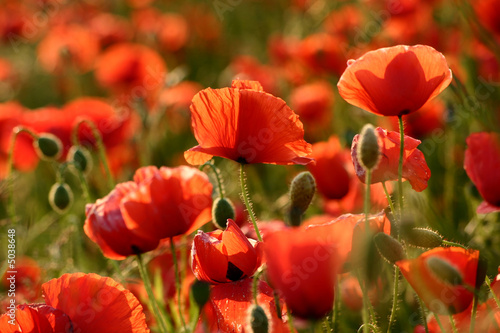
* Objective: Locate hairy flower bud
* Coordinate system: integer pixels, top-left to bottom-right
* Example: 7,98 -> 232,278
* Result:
427,256 -> 463,286
34,133 -> 63,160
404,228 -> 443,248
357,124 -> 380,171
212,197 -> 235,229
247,304 -> 269,333
48,183 -> 73,214
289,171 -> 316,226
374,232 -> 406,265
67,145 -> 92,174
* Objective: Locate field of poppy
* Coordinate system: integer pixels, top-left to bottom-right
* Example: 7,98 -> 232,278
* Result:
1,0 -> 500,332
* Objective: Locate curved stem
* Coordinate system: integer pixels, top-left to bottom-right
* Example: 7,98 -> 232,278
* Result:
397,115 -> 405,219
199,161 -> 225,198
72,119 -> 114,191
170,238 -> 187,332
382,182 -> 396,219
387,266 -> 400,333
239,164 -> 262,242
136,253 -> 169,333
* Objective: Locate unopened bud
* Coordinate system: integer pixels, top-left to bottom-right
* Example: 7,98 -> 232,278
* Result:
374,232 -> 406,265
427,256 -> 463,286
247,304 -> 269,333
289,171 -> 316,226
212,197 -> 235,229
191,279 -> 210,309
357,124 -> 380,171
48,183 -> 73,214
34,133 -> 63,160
67,146 -> 92,174
404,228 -> 443,248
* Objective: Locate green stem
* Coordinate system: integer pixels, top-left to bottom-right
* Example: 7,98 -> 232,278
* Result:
76,168 -> 92,203
387,266 -> 400,333
417,295 -> 429,333
136,253 -> 169,333
382,182 -> 396,219
332,278 -> 341,333
252,267 -> 265,304
362,169 -> 372,333
434,314 -> 445,332
273,291 -> 283,320
449,314 -> 458,333
72,119 -> 114,191
364,169 -> 372,228
286,305 -> 296,333
486,276 -> 500,309
397,115 -> 405,219
239,164 -> 262,242
200,161 -> 225,198
469,293 -> 478,333
442,240 -> 468,249
170,238 -> 187,332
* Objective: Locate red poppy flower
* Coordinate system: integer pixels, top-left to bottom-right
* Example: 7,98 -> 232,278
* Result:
0,304 -> 72,333
121,165 -> 213,239
473,0 -> 500,37
351,127 -> 431,192
297,33 -> 347,76
337,45 -> 452,117
230,56 -> 278,94
396,247 -> 479,314
1,257 -> 42,302
84,182 -> 160,260
199,278 -> 290,332
157,13 -> 189,52
307,136 -> 351,200
42,273 -> 150,332
184,80 -> 313,165
192,219 -> 263,284
37,24 -> 100,73
464,132 -> 500,213
263,223 -> 343,319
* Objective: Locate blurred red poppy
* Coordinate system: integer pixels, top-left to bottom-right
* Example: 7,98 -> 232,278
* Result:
0,304 -> 72,333
264,223 -> 343,319
297,33 -> 347,76
351,127 -> 431,192
84,182 -> 160,260
473,0 -> 500,37
307,136 -> 351,200
464,132 -> 500,213
185,80 -> 313,165
192,219 -> 263,284
42,273 -> 150,332
338,45 -> 452,117
199,278 -> 290,332
396,247 -> 479,314
1,257 -> 42,303
230,56 -> 278,94
121,165 -> 213,239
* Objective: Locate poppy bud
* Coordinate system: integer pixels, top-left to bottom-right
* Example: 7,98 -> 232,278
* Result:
48,183 -> 73,214
288,171 -> 316,226
67,145 -> 92,174
404,228 -> 443,248
34,133 -> 63,160
427,256 -> 463,286
190,279 -> 210,309
247,304 -> 269,333
212,197 -> 235,229
357,124 -> 380,171
374,232 -> 405,265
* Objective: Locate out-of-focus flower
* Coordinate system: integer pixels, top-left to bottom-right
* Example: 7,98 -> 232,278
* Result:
297,33 -> 347,76
307,136 -> 351,200
1,257 -> 42,303
37,25 -> 100,74
192,219 -> 263,284
159,81 -> 203,132
230,56 -> 278,94
323,6 -> 363,40
464,132 -> 500,213
338,45 -> 452,117
0,273 -> 150,332
396,247 -> 479,314
199,278 -> 290,332
473,0 -> 500,38
89,13 -> 133,47
157,13 -> 189,52
351,127 -> 431,192
290,81 -> 334,135
0,3 -> 37,42
184,80 -> 313,165
94,43 -> 167,108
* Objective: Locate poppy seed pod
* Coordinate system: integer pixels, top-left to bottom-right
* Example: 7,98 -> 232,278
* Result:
403,228 -> 443,248
67,146 -> 92,174
427,256 -> 463,286
48,183 -> 73,214
212,197 -> 235,229
374,232 -> 406,265
357,124 -> 380,171
34,133 -> 63,160
247,304 -> 269,333
288,171 -> 316,226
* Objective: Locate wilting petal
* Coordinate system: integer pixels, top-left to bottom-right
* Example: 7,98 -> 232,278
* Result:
338,45 -> 452,116
396,247 -> 479,314
351,127 -> 431,192
185,80 -> 313,165
0,304 -> 72,333
464,132 -> 500,213
43,273 -> 150,333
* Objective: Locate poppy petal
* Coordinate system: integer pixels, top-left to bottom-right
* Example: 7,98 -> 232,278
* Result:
0,304 -> 72,333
